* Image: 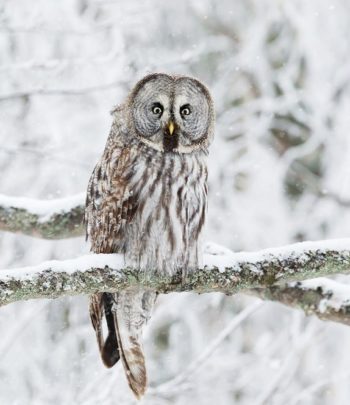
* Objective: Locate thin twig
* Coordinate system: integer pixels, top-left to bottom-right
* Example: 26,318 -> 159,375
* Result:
149,300 -> 263,395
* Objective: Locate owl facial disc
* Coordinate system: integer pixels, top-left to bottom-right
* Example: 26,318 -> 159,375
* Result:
130,73 -> 214,153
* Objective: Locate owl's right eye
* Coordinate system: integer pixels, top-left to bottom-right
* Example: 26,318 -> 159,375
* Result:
151,103 -> 163,116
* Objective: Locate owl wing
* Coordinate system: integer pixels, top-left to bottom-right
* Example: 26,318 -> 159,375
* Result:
85,144 -> 138,368
86,139 -> 152,398
85,145 -> 136,254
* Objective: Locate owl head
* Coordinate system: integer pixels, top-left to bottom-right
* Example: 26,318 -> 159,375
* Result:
125,73 -> 215,153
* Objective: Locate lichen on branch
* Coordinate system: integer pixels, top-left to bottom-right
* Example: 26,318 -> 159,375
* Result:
1,240 -> 350,327
1,193 -> 350,327
0,193 -> 85,239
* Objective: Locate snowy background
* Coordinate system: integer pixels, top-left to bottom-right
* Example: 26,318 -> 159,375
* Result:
1,0 -> 350,404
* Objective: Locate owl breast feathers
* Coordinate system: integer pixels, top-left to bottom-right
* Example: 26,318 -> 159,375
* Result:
85,73 -> 215,398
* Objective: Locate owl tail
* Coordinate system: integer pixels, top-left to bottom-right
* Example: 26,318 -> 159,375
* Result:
113,289 -> 157,399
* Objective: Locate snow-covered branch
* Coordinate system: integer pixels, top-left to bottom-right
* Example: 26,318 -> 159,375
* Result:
2,193 -> 350,326
0,193 -> 85,239
249,278 -> 350,326
1,240 -> 350,326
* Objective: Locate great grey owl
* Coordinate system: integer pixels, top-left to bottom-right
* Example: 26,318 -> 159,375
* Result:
85,73 -> 215,398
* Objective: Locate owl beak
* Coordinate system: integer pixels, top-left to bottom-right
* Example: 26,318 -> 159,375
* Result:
167,121 -> 175,136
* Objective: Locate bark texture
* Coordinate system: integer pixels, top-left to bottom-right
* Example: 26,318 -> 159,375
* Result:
0,194 -> 84,239
0,242 -> 350,326
1,193 -> 350,327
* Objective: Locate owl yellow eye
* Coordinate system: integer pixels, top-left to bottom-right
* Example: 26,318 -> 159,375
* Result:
151,103 -> 163,115
180,104 -> 191,116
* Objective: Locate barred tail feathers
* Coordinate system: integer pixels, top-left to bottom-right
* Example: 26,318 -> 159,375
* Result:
113,289 -> 156,399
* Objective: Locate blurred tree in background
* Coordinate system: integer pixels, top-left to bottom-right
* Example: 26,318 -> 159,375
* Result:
1,1 -> 350,404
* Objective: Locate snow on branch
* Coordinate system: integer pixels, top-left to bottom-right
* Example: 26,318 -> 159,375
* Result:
1,240 -> 350,326
250,278 -> 350,326
0,193 -> 85,239
1,193 -> 350,326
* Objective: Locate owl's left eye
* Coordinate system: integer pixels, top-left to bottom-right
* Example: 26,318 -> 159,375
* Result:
180,104 -> 191,116
151,103 -> 163,116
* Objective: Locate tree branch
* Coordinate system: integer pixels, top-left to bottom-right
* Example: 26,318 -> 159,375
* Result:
1,240 -> 350,326
0,193 -> 85,239
1,193 -> 350,326
249,278 -> 350,326
0,80 -> 125,102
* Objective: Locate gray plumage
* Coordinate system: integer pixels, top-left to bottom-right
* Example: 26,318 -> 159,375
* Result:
85,73 -> 215,398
